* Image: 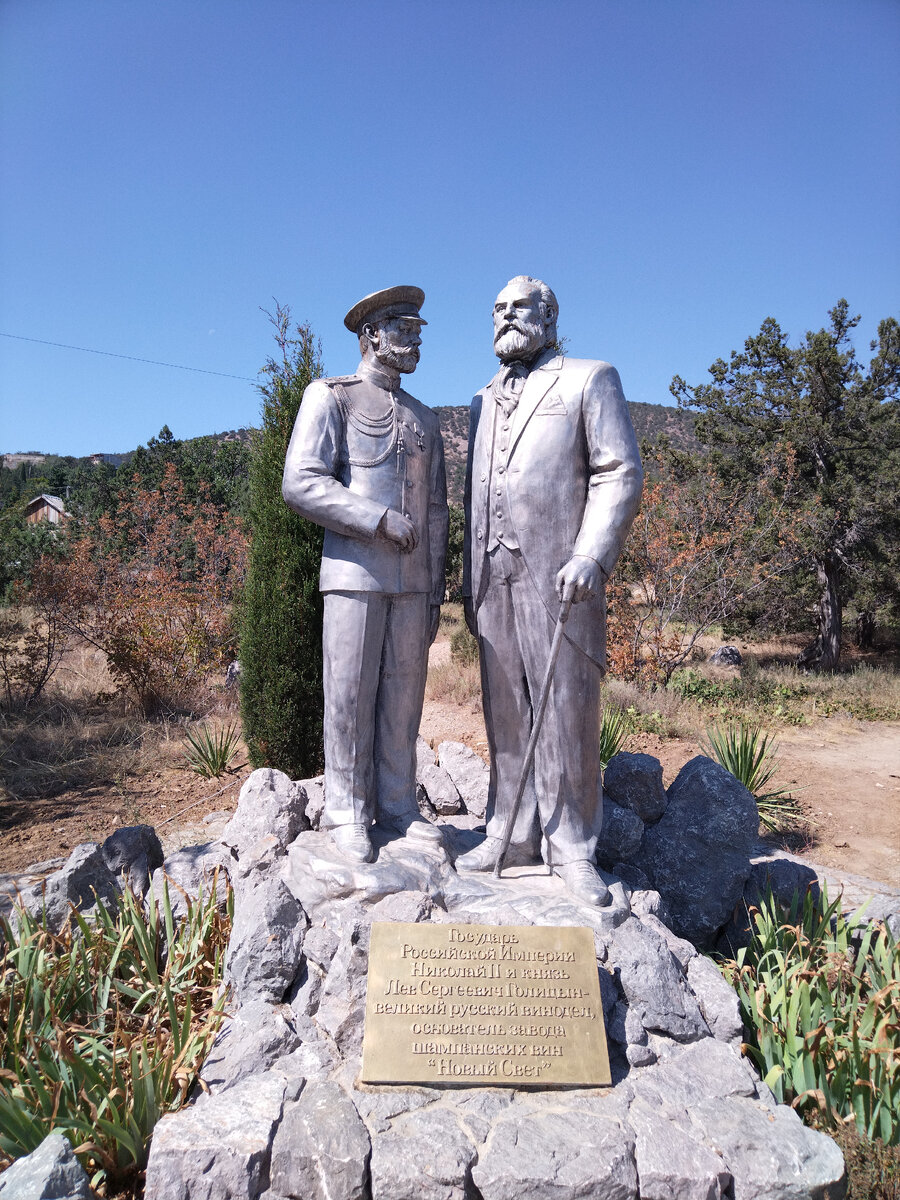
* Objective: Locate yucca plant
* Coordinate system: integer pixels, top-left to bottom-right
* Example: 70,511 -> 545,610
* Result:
702,721 -> 803,830
599,705 -> 630,771
721,886 -> 900,1145
182,721 -> 243,778
0,876 -> 232,1196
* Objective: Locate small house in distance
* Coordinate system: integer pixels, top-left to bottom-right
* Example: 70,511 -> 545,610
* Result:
24,494 -> 68,525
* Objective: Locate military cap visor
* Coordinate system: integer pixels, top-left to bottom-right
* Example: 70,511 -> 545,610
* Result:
344,286 -> 427,332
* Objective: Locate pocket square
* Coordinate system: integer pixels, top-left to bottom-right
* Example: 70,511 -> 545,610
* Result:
538,393 -> 567,414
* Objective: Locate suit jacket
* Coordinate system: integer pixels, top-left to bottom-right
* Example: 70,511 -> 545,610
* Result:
283,374 -> 448,604
463,353 -> 643,666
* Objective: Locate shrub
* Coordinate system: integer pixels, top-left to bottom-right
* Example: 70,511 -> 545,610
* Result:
0,878 -> 231,1196
240,307 -> 326,778
598,705 -> 629,769
702,721 -> 803,830
182,721 -> 243,778
722,887 -> 900,1146
450,623 -> 479,665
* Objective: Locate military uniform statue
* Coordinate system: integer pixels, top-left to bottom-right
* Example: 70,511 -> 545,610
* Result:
282,287 -> 448,863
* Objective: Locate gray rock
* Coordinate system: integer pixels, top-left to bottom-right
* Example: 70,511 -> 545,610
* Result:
368,889 -> 435,924
708,645 -> 742,666
630,1038 -> 758,1112
639,912 -> 697,970
297,776 -> 326,830
369,1107 -> 476,1199
222,769 -> 310,858
151,841 -> 231,919
101,824 -> 163,896
0,1132 -> 96,1199
302,925 -> 340,971
687,1096 -> 846,1199
686,954 -> 743,1044
598,797 -> 644,863
351,1086 -> 436,1135
225,874 -> 308,1005
717,854 -> 822,955
855,892 -> 900,941
641,757 -> 759,947
269,1081 -> 370,1200
201,1001 -> 302,1093
629,1096 -> 731,1200
437,741 -> 489,819
20,843 -> 119,931
472,1108 -> 637,1199
416,738 -> 463,816
315,917 -> 371,1055
604,753 -> 668,822
144,1071 -> 286,1200
610,917 -> 708,1043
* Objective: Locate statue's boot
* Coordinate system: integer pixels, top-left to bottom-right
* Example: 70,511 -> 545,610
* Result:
379,812 -> 445,847
331,822 -> 375,863
455,836 -> 532,873
553,860 -> 610,907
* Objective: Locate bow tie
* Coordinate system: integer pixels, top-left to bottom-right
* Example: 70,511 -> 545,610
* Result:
493,360 -> 529,416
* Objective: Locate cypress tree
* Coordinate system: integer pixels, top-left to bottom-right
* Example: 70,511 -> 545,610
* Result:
240,305 -> 326,777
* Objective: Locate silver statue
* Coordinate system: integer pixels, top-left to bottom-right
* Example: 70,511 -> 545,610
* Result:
458,276 -> 643,905
282,286 -> 448,863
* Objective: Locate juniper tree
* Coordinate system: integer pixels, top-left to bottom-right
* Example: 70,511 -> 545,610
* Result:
240,306 -> 326,776
672,302 -> 900,669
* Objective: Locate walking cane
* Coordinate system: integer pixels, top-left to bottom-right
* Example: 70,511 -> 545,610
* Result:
492,591 -> 574,878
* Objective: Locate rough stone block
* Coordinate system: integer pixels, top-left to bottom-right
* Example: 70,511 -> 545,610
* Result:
472,1108 -> 637,1199
151,841 -> 231,919
0,1132 -> 96,1199
640,757 -> 758,946
369,1107 -> 476,1199
687,954 -> 744,1044
225,875 -> 308,1005
144,1071 -> 286,1200
610,917 -> 708,1043
20,843 -> 120,932
598,798 -> 645,863
437,742 -> 489,819
201,1000 -> 301,1093
101,824 -> 163,896
269,1081 -> 370,1200
222,769 -> 310,858
605,753 -> 668,822
629,1096 -> 731,1199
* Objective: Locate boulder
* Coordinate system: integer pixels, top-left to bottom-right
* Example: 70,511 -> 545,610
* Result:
20,843 -> 119,931
686,954 -> 744,1044
101,824 -> 163,896
604,752 -> 669,822
629,1096 -> 731,1200
201,1000 -> 302,1093
437,742 -> 489,819
0,1132 -> 96,1199
297,776 -> 326,830
709,646 -> 742,666
685,1096 -> 846,1199
269,1081 -> 370,1200
640,757 -> 759,947
225,874 -> 308,1005
144,1071 -> 286,1200
598,797 -> 644,863
610,917 -> 708,1043
416,736 -> 462,816
472,1108 -> 637,1200
151,841 -> 231,919
718,854 -> 821,955
369,1107 -> 477,1199
222,769 -> 310,858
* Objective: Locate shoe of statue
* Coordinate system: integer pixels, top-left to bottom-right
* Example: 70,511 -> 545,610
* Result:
454,836 -> 502,873
378,812 -> 445,846
553,860 -> 610,907
331,822 -> 375,863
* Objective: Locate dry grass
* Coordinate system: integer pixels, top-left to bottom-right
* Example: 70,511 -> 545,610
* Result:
426,658 -> 482,707
0,641 -> 237,804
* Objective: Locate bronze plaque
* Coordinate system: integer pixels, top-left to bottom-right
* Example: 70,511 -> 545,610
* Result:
361,922 -> 611,1087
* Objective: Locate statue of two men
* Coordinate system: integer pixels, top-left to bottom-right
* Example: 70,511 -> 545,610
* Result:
282,278 -> 643,905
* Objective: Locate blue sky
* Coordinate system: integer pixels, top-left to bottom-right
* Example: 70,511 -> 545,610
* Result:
1,0 -> 898,457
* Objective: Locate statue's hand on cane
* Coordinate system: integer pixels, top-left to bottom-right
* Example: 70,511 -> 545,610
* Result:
555,555 -> 605,604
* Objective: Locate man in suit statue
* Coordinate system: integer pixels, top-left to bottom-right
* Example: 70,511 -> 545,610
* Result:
282,286 -> 448,864
458,276 -> 643,905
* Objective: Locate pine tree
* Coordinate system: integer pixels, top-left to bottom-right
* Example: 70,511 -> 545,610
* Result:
240,306 -> 326,776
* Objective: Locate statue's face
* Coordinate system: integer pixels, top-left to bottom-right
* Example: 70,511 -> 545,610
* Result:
492,282 -> 547,362
372,316 -> 422,374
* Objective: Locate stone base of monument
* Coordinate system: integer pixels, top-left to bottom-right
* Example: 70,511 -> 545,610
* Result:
141,769 -> 846,1200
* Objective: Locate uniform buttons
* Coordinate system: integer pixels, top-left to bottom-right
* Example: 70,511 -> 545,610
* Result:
481,474 -> 487,482
502,424 -> 509,432
498,466 -> 505,474
477,531 -> 484,540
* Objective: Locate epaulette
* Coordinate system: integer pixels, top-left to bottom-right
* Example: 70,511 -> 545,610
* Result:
322,374 -> 360,386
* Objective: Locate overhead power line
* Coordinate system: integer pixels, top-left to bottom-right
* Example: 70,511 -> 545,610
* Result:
0,331 -> 259,383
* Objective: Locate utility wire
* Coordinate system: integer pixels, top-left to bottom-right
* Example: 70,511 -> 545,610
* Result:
0,331 -> 259,383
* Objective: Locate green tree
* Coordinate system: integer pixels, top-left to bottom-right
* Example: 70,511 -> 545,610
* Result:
239,306 -> 326,777
672,302 -> 900,669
